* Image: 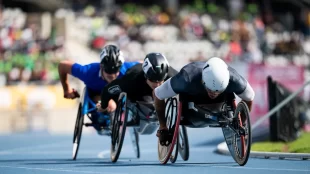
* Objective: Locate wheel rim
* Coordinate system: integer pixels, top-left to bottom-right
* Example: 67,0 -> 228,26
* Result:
170,135 -> 179,163
129,128 -> 140,158
222,101 -> 251,166
178,125 -> 189,161
158,97 -> 180,164
73,104 -> 81,143
234,102 -> 251,163
111,93 -> 128,162
72,104 -> 84,160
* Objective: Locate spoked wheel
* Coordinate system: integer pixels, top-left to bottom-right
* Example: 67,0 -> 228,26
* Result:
222,101 -> 251,166
129,127 -> 140,158
111,92 -> 128,162
72,103 -> 84,160
178,125 -> 189,161
158,97 -> 181,164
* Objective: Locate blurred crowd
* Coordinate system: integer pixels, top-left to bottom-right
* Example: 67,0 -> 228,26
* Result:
0,8 -> 64,86
80,2 -> 310,67
1,1 -> 310,86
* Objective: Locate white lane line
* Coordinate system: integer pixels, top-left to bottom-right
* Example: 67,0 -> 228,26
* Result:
213,166 -> 310,172
0,165 -> 127,174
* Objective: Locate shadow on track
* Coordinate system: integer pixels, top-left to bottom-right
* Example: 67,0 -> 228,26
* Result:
0,158 -> 135,165
75,161 -> 236,168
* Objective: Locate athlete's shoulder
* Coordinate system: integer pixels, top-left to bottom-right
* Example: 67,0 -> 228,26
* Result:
72,62 -> 100,73
126,63 -> 143,73
87,62 -> 100,68
182,61 -> 205,70
123,61 -> 140,67
118,63 -> 144,85
178,61 -> 204,79
177,61 -> 204,75
226,65 -> 247,94
228,66 -> 243,80
119,61 -> 140,74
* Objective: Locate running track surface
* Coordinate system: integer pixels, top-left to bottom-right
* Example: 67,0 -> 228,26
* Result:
0,128 -> 309,174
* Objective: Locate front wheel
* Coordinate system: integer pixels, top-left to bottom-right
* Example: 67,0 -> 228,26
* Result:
178,125 -> 189,161
222,101 -> 252,166
169,136 -> 179,163
158,97 -> 181,164
110,92 -> 128,162
129,127 -> 140,158
72,104 -> 84,160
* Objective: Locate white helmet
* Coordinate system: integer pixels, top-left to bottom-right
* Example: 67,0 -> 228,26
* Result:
202,57 -> 230,92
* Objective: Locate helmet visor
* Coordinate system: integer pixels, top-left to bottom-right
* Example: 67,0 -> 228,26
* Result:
144,74 -> 166,83
102,66 -> 121,74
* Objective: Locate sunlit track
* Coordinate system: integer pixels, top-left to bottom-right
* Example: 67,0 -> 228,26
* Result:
0,128 -> 309,174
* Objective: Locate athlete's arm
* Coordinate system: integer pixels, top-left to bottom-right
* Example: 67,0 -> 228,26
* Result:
154,66 -> 179,100
154,78 -> 177,128
101,79 -> 123,110
58,60 -> 73,92
154,69 -> 188,129
228,67 -> 255,112
100,72 -> 135,110
237,81 -> 255,111
58,60 -> 79,99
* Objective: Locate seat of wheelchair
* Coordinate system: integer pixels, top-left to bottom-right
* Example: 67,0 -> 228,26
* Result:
135,100 -> 154,108
180,102 -> 229,128
125,100 -> 157,126
85,111 -> 110,128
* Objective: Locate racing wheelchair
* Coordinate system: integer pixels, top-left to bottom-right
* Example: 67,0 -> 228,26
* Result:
111,92 -> 190,164
72,87 -> 140,162
158,95 -> 252,166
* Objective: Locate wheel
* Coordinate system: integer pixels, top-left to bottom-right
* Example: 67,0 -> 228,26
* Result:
72,103 -> 84,160
233,101 -> 252,166
158,97 -> 181,164
222,101 -> 252,166
110,92 -> 128,162
178,125 -> 189,161
169,134 -> 179,163
129,127 -> 140,158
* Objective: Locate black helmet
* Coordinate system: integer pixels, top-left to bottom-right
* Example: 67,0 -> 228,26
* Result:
142,53 -> 169,82
100,45 -> 124,74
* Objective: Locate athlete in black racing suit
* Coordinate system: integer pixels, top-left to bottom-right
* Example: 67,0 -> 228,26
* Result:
99,53 -> 178,121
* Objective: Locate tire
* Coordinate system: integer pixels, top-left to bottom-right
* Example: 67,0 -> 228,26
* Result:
178,125 -> 189,161
222,101 -> 251,166
158,97 -> 181,164
169,135 -> 179,163
129,128 -> 140,158
110,92 -> 128,162
72,104 -> 84,160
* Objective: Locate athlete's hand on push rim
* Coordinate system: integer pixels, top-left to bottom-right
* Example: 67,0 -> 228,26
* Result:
64,88 -> 80,99
156,126 -> 168,138
96,102 -> 107,113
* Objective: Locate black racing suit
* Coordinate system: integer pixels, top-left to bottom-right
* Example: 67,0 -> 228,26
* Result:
156,61 -> 254,127
100,63 -> 178,110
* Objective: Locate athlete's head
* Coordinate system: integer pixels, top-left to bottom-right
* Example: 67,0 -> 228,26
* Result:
99,45 -> 124,83
202,57 -> 229,99
142,52 -> 169,89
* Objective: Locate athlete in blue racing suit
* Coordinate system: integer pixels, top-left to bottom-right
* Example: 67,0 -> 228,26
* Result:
58,45 -> 139,133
